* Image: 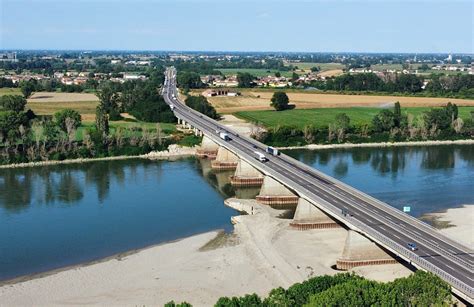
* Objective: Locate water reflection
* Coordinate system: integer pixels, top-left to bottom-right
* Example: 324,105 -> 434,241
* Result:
0,158 -> 238,280
420,146 -> 455,170
0,159 -> 193,213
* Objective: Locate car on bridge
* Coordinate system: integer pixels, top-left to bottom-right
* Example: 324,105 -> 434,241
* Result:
407,242 -> 418,251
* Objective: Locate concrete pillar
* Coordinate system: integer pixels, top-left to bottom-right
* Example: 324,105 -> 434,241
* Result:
211,147 -> 239,170
196,136 -> 219,159
336,230 -> 398,270
230,159 -> 264,187
256,176 -> 298,208
290,198 -> 340,230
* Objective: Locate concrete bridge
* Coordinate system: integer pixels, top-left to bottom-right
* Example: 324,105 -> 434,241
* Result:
163,67 -> 473,302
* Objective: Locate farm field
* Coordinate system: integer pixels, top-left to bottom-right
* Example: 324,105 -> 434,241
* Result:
192,89 -> 474,113
235,106 -> 474,129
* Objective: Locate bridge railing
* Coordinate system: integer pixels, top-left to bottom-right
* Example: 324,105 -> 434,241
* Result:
206,133 -> 474,300
277,149 -> 473,255
164,71 -> 473,300
276,153 -> 473,269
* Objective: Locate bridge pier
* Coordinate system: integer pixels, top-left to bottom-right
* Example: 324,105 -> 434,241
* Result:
336,230 -> 398,270
290,198 -> 340,230
211,146 -> 239,170
196,136 -> 219,159
256,176 -> 298,208
230,160 -> 264,187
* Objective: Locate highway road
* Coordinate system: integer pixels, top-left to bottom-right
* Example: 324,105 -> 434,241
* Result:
162,67 -> 473,301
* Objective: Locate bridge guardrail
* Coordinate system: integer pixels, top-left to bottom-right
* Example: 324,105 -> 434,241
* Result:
164,69 -> 474,301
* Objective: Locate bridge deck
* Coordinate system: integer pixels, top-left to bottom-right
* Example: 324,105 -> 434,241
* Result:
163,67 -> 474,302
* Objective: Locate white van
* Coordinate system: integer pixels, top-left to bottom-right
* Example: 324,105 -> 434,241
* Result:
254,151 -> 268,162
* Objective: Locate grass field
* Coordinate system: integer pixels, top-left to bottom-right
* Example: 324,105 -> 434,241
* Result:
193,89 -> 474,113
0,88 -> 21,95
235,106 -> 474,129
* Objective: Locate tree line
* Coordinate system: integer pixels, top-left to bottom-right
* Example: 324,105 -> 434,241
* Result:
184,96 -> 219,119
309,73 -> 474,98
165,271 -> 452,306
256,102 -> 473,147
0,67 -> 180,165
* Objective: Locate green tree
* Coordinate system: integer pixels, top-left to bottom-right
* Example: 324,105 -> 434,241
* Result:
176,71 -> 203,89
164,301 -> 192,307
419,63 -> 430,71
291,72 -> 299,82
0,95 -> 27,112
236,72 -> 255,88
185,96 -> 219,119
96,82 -> 121,120
335,113 -> 350,130
372,109 -> 395,132
21,80 -> 36,98
95,105 -> 109,136
445,102 -> 458,122
270,92 -> 289,111
274,72 -> 281,78
54,109 -> 82,133
0,111 -> 28,143
393,101 -> 402,128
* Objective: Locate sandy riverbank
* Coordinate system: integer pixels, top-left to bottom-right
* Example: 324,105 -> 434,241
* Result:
1,201 -> 472,306
421,205 -> 474,249
0,144 -> 197,169
0,198 -> 416,306
277,139 -> 474,150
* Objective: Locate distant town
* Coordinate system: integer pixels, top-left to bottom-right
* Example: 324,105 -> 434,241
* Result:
0,51 -> 472,93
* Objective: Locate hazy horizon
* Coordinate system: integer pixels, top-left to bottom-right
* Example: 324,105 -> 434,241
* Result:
1,0 -> 473,53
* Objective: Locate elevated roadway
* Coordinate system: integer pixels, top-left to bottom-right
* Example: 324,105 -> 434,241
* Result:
162,67 -> 473,302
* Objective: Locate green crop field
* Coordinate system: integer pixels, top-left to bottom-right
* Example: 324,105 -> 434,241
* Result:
216,68 -> 294,78
235,106 -> 474,129
0,88 -> 21,95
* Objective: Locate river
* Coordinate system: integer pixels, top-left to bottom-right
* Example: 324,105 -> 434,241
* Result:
0,145 -> 473,281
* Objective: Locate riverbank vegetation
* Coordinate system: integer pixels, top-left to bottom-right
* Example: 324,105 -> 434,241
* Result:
0,67 -> 190,165
237,103 -> 474,147
166,271 -> 452,306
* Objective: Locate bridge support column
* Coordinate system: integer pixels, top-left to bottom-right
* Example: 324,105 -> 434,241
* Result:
196,136 -> 219,159
336,230 -> 398,270
211,146 -> 239,170
290,198 -> 340,230
230,160 -> 264,187
256,176 -> 298,208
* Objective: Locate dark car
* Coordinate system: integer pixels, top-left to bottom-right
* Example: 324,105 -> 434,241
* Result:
407,242 -> 418,251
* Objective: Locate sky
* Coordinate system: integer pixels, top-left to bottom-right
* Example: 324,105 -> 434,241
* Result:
1,0 -> 473,53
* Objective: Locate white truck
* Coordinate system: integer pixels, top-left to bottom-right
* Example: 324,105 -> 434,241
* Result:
170,104 -> 175,111
254,151 -> 268,162
219,132 -> 231,141
266,146 -> 279,156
